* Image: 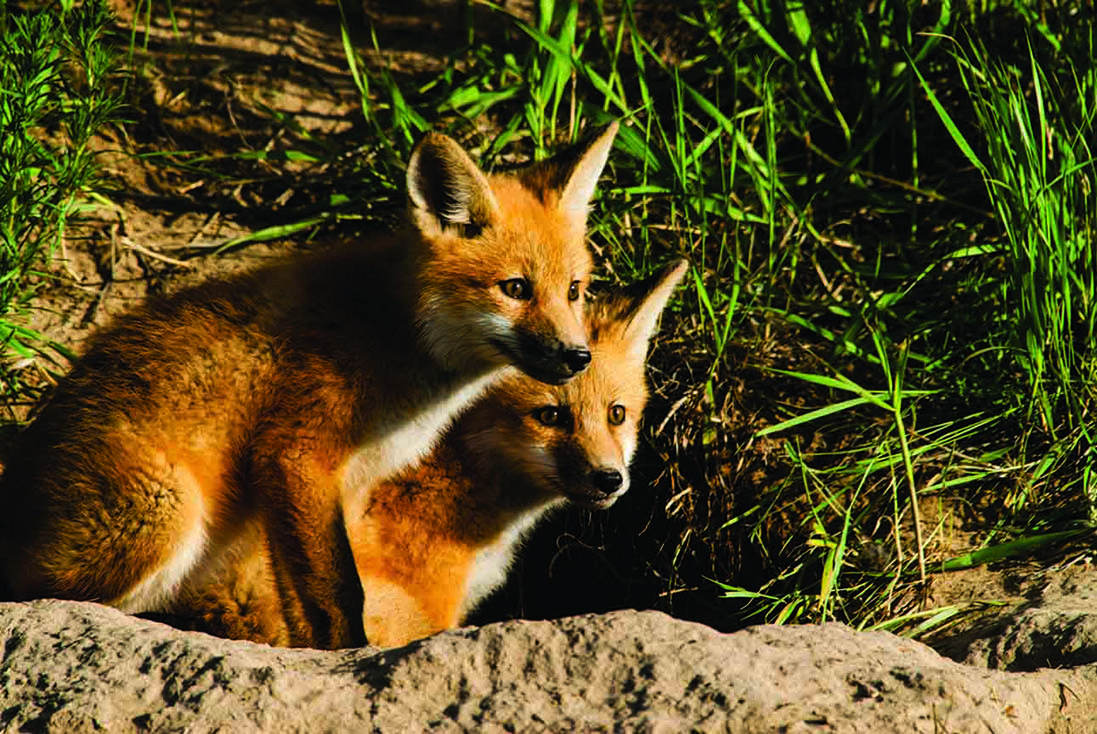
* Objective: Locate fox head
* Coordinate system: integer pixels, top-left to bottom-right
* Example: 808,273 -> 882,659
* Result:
464,259 -> 688,510
408,123 -> 618,385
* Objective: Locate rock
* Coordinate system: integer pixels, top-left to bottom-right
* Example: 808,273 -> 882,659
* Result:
1,600 -> 1095,732
939,563 -> 1097,673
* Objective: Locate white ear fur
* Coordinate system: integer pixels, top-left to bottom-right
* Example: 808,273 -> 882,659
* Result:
623,259 -> 688,358
406,133 -> 500,235
558,121 -> 619,216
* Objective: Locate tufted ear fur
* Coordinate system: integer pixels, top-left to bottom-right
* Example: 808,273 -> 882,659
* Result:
556,121 -> 619,216
516,121 -> 620,217
406,133 -> 500,237
593,259 -> 688,361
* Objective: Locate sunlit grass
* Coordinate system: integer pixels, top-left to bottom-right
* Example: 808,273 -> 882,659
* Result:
0,0 -> 123,392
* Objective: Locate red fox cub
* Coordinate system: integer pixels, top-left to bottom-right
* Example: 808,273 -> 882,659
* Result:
0,123 -> 619,649
173,260 -> 687,648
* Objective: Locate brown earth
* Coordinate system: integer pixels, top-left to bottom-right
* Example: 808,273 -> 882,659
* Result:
4,0 -> 1097,730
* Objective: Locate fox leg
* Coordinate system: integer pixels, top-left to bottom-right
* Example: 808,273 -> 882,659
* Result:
163,521 -> 290,646
359,574 -> 448,648
171,550 -> 291,646
352,521 -> 467,648
265,498 -> 364,649
255,449 -> 365,649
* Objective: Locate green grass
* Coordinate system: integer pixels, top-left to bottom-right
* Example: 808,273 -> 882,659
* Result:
918,30 -> 1096,512
0,0 -> 123,390
5,0 -> 1095,637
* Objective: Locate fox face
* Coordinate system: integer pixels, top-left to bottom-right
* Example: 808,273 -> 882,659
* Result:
409,125 -> 618,385
462,259 -> 689,511
475,367 -> 640,511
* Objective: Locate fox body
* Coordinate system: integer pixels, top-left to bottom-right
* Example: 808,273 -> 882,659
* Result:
172,261 -> 687,648
0,124 -> 619,649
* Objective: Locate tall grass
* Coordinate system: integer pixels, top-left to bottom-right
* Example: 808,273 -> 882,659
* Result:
919,32 -> 1096,519
697,1 -> 1096,632
0,0 -> 123,381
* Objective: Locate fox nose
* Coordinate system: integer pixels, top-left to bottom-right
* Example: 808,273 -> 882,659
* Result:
591,468 -> 623,495
563,347 -> 592,374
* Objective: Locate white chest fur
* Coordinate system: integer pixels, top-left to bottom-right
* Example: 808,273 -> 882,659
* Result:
459,501 -> 563,619
340,370 -> 504,507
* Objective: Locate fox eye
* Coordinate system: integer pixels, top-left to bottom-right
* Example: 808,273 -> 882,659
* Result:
534,406 -> 565,427
568,281 -> 581,302
500,278 -> 531,300
608,405 -> 626,425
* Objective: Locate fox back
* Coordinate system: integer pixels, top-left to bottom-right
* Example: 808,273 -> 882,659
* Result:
0,124 -> 620,650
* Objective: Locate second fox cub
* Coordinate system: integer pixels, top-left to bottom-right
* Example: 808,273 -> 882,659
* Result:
174,260 -> 687,648
0,123 -> 619,649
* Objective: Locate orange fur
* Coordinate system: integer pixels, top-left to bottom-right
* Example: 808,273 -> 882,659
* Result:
0,124 -> 619,649
171,260 -> 687,648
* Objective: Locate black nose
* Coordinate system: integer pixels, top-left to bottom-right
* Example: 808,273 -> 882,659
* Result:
563,347 -> 592,374
591,469 -> 623,495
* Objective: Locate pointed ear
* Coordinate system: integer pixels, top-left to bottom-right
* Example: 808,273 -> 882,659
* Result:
406,133 -> 500,237
556,121 -> 619,216
619,259 -> 688,358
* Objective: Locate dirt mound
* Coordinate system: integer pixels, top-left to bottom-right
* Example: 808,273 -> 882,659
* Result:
931,562 -> 1097,675
2,601 -> 1094,732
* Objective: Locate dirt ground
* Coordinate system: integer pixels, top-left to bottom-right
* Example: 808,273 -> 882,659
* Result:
23,0 -> 354,357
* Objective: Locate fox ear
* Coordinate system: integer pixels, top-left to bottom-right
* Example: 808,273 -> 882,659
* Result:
619,259 -> 688,358
549,121 -> 619,217
407,133 -> 500,236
